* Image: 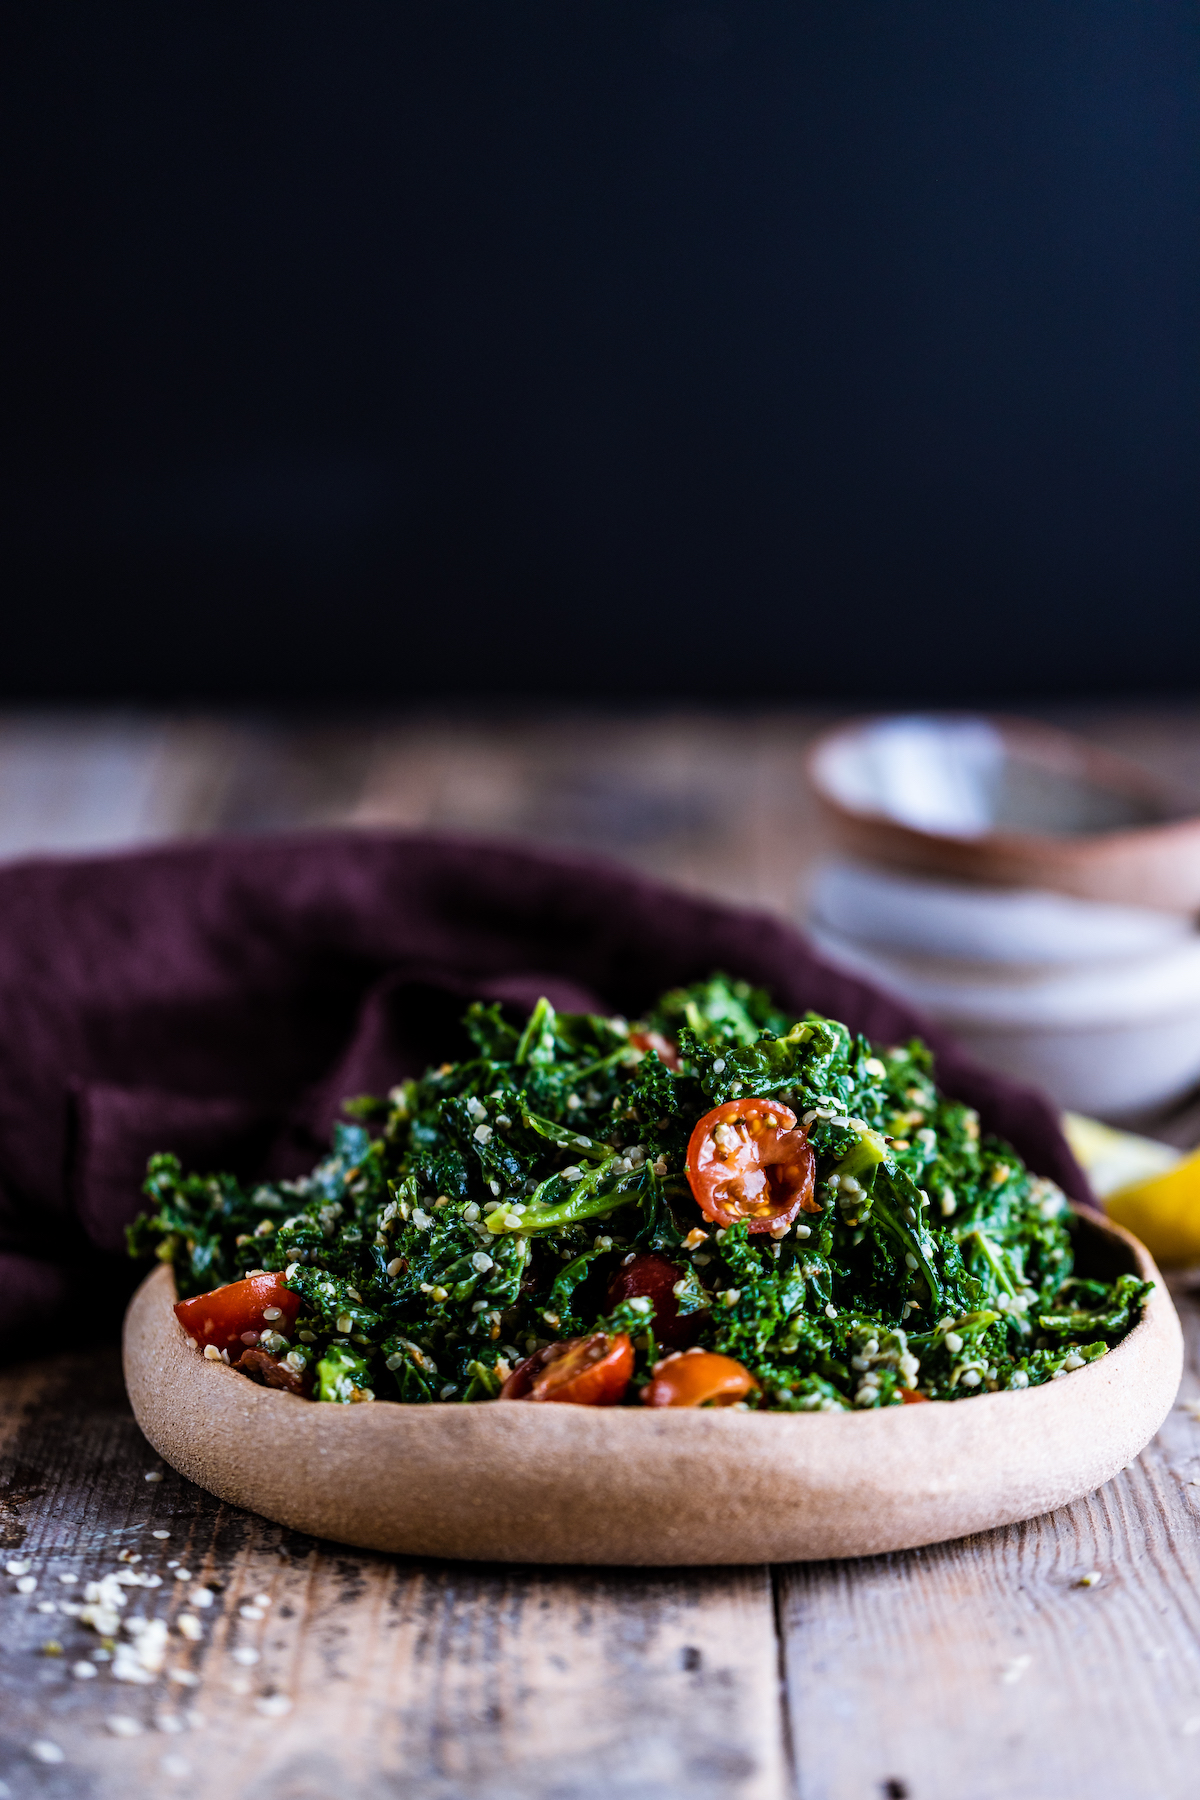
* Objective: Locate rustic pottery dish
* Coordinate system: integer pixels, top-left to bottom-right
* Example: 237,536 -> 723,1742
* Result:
806,717 -> 1200,1112
807,864 -> 1200,1115
124,1209 -> 1180,1565
807,714 -> 1200,912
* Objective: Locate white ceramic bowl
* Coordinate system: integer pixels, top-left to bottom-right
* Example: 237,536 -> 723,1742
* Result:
810,859 -> 1193,966
807,714 -> 1200,912
809,861 -> 1200,1117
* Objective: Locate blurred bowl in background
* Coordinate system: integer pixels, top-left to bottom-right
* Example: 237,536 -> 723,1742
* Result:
807,714 -> 1200,913
809,859 -> 1193,967
804,713 -> 1200,1119
809,865 -> 1200,1117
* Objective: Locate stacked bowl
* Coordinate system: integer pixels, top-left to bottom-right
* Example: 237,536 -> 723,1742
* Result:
806,716 -> 1200,1120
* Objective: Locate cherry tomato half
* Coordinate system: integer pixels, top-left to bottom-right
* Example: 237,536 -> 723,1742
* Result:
606,1251 -> 702,1350
235,1346 -> 311,1397
640,1349 -> 759,1408
628,1029 -> 682,1072
686,1098 -> 817,1232
173,1271 -> 301,1355
499,1332 -> 634,1405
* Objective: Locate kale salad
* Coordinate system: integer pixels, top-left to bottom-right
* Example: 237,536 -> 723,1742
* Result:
128,976 -> 1150,1411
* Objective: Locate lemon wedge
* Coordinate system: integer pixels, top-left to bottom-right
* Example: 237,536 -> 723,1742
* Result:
1063,1111 -> 1200,1268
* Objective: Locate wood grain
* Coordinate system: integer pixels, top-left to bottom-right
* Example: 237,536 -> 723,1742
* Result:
777,1271 -> 1200,1800
4,1276 -> 1197,1799
0,1349 -> 787,1800
347,708 -> 845,917
5,702 -> 1200,1799
121,1217 -> 1181,1566
2,696 -> 1199,930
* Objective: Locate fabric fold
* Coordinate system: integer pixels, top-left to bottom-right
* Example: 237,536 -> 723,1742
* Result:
0,828 -> 1092,1350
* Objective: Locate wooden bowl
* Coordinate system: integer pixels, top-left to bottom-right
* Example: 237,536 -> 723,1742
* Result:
807,714 -> 1200,913
123,1212 -> 1181,1565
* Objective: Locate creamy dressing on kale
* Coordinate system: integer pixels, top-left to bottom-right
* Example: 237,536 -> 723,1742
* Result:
129,976 -> 1150,1407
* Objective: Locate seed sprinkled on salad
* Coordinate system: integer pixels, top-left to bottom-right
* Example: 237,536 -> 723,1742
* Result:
128,976 -> 1151,1409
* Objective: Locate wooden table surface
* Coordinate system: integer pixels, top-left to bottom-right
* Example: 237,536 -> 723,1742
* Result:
3,703 -> 1200,1799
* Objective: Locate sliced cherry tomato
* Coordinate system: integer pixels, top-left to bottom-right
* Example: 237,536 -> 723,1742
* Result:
173,1271 -> 301,1355
629,1029 -> 682,1071
235,1346 -> 311,1397
899,1386 -> 931,1404
499,1332 -> 634,1405
686,1098 -> 817,1232
499,1342 -> 564,1398
606,1251 -> 702,1350
640,1349 -> 759,1408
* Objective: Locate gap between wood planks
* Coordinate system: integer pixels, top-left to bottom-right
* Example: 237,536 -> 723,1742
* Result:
0,1349 -> 787,1800
3,1274 -> 1200,1800
777,1272 -> 1200,1800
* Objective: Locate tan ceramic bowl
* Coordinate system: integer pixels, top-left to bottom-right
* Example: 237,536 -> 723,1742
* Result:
123,1211 -> 1180,1565
807,714 -> 1200,913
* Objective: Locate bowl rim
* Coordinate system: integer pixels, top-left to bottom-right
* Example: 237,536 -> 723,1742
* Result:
122,1206 -> 1183,1564
132,1204 -> 1161,1423
806,712 -> 1200,859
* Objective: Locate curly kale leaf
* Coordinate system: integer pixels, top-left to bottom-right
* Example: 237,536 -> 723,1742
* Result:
126,975 -> 1152,1410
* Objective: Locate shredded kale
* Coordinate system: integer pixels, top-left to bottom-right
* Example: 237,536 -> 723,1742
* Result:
128,975 -> 1151,1408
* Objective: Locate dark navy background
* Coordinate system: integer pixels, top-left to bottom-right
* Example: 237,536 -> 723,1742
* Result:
3,2 -> 1198,702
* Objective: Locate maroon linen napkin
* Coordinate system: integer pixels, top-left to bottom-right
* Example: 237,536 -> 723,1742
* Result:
0,830 -> 1092,1350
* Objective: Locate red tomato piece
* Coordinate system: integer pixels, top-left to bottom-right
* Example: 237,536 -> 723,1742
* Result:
628,1029 -> 682,1071
235,1346 -> 311,1397
499,1342 -> 564,1398
174,1271 -> 301,1355
686,1098 -> 817,1232
606,1251 -> 702,1350
640,1349 -> 759,1408
499,1332 -> 634,1405
899,1386 -> 931,1404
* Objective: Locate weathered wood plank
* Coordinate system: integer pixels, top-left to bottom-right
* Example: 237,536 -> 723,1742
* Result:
776,1273 -> 1200,1800
5,699 -> 1200,1800
4,701 -> 1200,929
0,1348 -> 788,1800
348,709 -> 842,917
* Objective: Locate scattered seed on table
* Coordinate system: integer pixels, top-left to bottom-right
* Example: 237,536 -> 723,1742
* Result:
255,1695 -> 292,1717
